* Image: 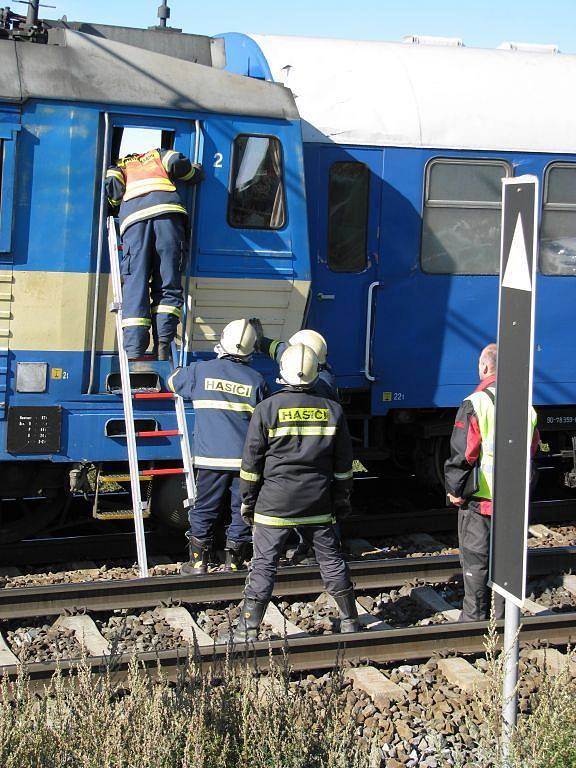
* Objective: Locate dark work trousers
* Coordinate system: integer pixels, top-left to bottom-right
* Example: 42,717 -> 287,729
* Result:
245,523 -> 351,602
188,468 -> 251,544
120,214 -> 186,357
458,504 -> 504,622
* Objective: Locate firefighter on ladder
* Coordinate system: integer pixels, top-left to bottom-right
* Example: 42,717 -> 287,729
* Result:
234,343 -> 359,640
105,148 -> 203,361
168,319 -> 269,574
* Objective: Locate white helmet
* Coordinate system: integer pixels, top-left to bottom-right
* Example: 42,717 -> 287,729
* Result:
289,329 -> 327,364
219,319 -> 257,357
279,343 -> 319,387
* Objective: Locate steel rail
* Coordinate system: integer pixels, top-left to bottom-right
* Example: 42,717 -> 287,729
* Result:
1,547 -> 574,621
3,612 -> 576,690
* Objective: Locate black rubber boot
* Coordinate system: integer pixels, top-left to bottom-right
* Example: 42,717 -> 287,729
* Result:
331,587 -> 360,633
180,536 -> 212,576
234,597 -> 268,642
157,341 -> 171,362
224,539 -> 247,572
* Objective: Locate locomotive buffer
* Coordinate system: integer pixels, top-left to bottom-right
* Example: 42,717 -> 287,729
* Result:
489,175 -> 538,759
107,217 -> 196,578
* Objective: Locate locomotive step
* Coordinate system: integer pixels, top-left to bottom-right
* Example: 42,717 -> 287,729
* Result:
93,506 -> 152,521
100,468 -> 185,483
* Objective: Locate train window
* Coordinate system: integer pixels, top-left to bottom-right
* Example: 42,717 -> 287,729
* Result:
327,162 -> 370,273
228,135 -> 285,229
421,159 -> 511,274
111,127 -> 174,162
540,163 -> 576,276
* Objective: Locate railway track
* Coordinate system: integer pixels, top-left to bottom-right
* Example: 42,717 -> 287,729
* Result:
2,546 -> 576,692
2,546 -> 574,620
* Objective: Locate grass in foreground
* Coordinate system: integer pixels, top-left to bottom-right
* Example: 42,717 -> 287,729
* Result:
0,653 -> 368,768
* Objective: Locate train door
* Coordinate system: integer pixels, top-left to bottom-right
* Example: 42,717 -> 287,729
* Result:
305,145 -> 382,388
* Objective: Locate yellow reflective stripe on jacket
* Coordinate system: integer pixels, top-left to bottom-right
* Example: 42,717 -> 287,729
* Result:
334,469 -> 353,480
194,456 -> 242,468
167,370 -> 179,393
124,177 -> 177,200
108,198 -> 122,207
106,169 -> 125,183
269,339 -> 281,359
268,425 -> 337,438
121,317 -> 152,328
161,149 -> 178,171
179,165 -> 197,181
151,304 -> 182,318
120,203 -> 187,234
240,469 -> 261,482
193,399 -> 255,413
254,513 -> 335,527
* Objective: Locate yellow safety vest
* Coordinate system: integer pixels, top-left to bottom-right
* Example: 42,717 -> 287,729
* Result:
465,386 -> 538,500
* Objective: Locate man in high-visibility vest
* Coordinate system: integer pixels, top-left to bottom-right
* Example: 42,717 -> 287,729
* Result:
444,343 -> 539,622
105,148 -> 203,361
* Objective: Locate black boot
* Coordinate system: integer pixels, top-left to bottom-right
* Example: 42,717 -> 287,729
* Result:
224,539 -> 247,572
234,597 -> 268,642
331,587 -> 360,633
180,536 -> 212,576
157,341 -> 172,362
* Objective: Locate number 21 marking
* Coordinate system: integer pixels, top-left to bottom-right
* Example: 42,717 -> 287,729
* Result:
213,152 -> 223,168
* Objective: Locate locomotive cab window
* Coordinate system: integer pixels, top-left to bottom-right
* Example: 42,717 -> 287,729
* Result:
111,126 -> 174,163
228,135 -> 285,229
540,163 -> 576,275
327,162 -> 370,273
421,159 -> 511,274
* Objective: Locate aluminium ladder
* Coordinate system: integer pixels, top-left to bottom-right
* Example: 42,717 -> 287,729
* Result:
107,216 -> 196,578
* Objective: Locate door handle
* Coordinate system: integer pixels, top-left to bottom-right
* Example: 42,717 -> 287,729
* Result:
364,281 -> 381,382
317,292 -> 335,301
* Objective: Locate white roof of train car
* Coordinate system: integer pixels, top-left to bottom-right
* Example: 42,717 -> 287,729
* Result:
249,34 -> 576,153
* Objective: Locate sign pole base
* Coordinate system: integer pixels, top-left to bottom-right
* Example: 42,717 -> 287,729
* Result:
501,597 -> 521,766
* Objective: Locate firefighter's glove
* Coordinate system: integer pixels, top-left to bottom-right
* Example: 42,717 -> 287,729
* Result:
334,498 -> 352,522
248,318 -> 264,351
240,503 -> 255,527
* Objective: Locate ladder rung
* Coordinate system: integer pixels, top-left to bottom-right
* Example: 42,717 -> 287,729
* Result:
99,473 -> 151,483
141,467 -> 185,476
136,429 -> 180,438
134,392 -> 175,400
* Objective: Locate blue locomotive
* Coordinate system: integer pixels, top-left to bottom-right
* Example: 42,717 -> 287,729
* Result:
222,33 -> 576,487
1,12 -> 575,542
0,14 -> 310,541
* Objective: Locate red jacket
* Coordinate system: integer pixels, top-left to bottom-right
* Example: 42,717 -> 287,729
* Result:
444,375 -> 539,516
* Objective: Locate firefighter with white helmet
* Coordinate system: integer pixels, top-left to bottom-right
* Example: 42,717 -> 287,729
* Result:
234,343 -> 358,641
249,320 -> 338,400
168,319 -> 269,574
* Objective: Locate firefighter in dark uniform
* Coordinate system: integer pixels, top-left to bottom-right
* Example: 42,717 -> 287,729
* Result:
234,343 -> 359,640
168,319 -> 269,574
105,148 -> 203,361
444,343 -> 539,622
250,321 -> 338,401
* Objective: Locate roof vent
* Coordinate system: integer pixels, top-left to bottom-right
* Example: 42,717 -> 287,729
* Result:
498,41 -> 560,53
403,34 -> 464,47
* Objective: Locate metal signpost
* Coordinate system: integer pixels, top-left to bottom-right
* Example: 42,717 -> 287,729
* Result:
489,175 -> 539,763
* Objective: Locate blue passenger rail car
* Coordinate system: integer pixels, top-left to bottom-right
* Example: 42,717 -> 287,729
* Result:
0,25 -> 310,540
224,34 -> 576,488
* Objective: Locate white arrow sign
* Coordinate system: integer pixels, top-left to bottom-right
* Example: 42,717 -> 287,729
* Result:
501,214 -> 532,292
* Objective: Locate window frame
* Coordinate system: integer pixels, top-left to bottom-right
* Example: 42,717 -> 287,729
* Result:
421,156 -> 513,276
326,160 -> 371,274
227,133 -> 286,231
540,160 -> 576,277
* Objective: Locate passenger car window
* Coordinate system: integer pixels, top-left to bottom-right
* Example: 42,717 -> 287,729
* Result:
421,159 -> 510,274
540,163 -> 576,276
228,135 -> 285,229
327,162 -> 369,273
